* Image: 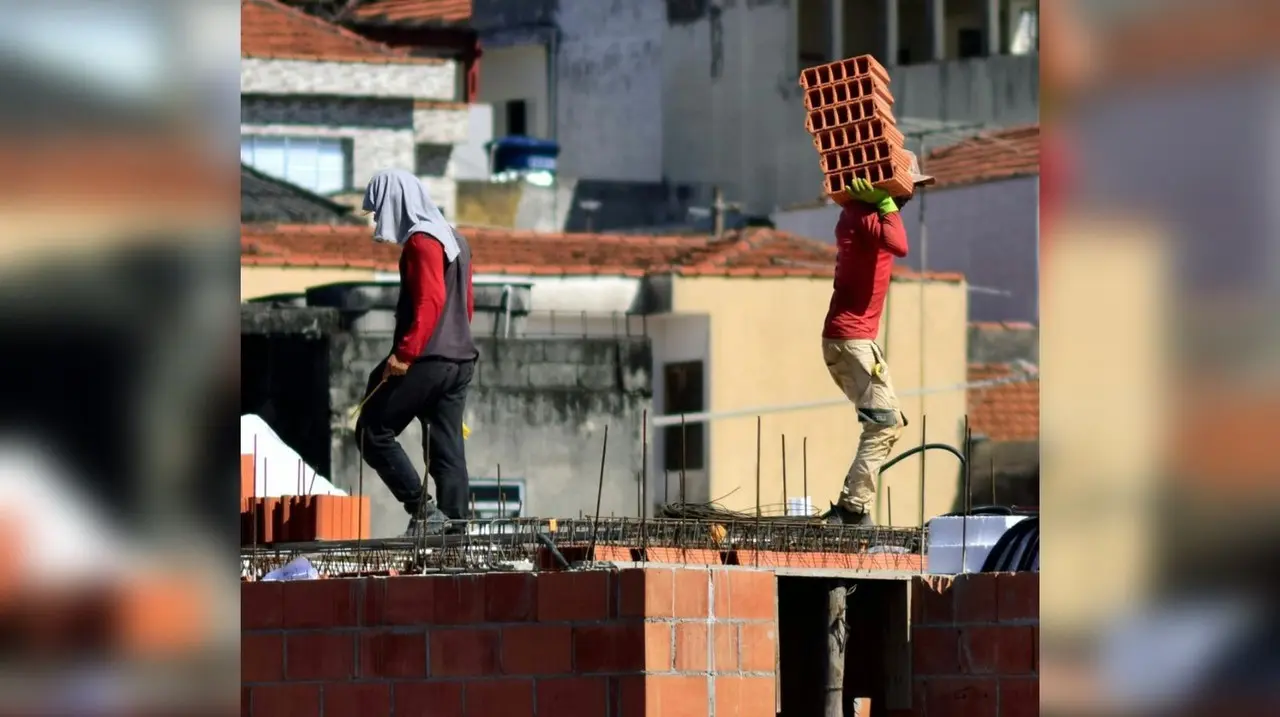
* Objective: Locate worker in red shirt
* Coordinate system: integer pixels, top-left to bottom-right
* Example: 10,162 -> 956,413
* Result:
356,169 -> 478,537
822,151 -> 934,526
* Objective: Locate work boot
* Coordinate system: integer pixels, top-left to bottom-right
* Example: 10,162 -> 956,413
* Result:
402,500 -> 448,538
823,502 -> 874,526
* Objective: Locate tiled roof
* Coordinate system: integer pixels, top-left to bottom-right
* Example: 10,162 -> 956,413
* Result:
924,125 -> 1040,189
241,223 -> 964,281
241,164 -> 365,225
350,0 -> 472,26
968,363 -> 1039,442
241,0 -> 433,63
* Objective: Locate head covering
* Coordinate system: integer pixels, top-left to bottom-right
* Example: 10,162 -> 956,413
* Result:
362,169 -> 460,261
904,150 -> 936,187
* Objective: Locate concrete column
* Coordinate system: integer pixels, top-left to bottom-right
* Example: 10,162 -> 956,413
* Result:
830,0 -> 844,62
927,0 -> 946,61
985,0 -> 1001,55
884,0 -> 900,66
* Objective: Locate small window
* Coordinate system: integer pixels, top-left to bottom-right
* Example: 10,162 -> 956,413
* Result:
468,478 -> 525,519
241,135 -> 350,194
958,28 -> 984,58
415,143 -> 453,177
662,361 -> 706,472
505,100 -> 528,137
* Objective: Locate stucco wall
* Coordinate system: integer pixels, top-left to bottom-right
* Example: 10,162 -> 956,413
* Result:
240,58 -> 457,100
241,266 -> 376,302
670,274 -> 968,524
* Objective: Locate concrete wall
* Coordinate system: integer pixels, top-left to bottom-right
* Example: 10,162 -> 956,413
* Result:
477,44 -> 551,138
670,274 -> 969,524
773,176 -> 1041,323
327,335 -> 652,536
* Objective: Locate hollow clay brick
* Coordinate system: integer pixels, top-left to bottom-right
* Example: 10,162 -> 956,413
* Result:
811,117 -> 905,153
804,96 -> 895,133
799,54 -> 890,90
823,157 -> 914,200
803,75 -> 895,111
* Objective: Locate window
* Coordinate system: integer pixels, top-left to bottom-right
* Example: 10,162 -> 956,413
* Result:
415,143 -> 453,177
1009,8 -> 1038,55
957,28 -> 984,58
504,100 -> 528,137
468,478 -> 525,519
662,361 -> 706,472
796,0 -> 828,66
240,135 -> 350,195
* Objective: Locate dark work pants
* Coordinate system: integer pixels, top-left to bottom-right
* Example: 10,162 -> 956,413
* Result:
355,358 -> 474,520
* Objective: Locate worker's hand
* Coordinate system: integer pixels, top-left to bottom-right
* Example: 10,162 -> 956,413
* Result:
845,178 -> 898,215
382,355 -> 411,380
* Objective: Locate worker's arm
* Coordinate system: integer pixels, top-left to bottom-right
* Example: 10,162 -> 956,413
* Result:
392,233 -> 447,365
846,179 -> 908,257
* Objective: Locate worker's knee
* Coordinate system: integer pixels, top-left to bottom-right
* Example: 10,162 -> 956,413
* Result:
857,407 -> 901,428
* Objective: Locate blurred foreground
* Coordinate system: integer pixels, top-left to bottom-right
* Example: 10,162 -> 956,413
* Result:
1043,0 -> 1280,714
0,1 -> 239,714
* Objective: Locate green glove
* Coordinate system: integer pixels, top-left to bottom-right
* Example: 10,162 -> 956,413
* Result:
845,178 -> 898,215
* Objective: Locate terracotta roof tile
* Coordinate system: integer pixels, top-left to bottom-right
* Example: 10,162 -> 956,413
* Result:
924,124 -> 1040,189
968,363 -> 1039,442
241,0 -> 436,63
351,0 -> 472,25
240,223 -> 964,281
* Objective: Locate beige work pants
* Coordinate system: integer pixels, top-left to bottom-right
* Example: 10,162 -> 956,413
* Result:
822,338 -> 904,512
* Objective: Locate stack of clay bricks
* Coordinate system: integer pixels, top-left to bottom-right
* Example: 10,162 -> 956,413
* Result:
240,454 -> 370,545
800,54 -> 913,202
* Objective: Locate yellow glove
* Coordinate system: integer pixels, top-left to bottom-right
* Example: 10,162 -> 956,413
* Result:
462,423 -> 471,440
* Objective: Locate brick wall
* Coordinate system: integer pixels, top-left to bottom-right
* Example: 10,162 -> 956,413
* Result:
905,573 -> 1039,717
242,566 -> 777,716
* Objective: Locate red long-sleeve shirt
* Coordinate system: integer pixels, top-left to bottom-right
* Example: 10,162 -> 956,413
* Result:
393,233 -> 474,365
822,203 -> 909,340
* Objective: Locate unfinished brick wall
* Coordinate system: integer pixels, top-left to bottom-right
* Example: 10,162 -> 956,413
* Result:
241,566 -> 777,716
905,573 -> 1039,717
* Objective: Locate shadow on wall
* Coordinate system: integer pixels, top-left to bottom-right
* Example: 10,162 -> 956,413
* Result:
950,438 -> 1040,512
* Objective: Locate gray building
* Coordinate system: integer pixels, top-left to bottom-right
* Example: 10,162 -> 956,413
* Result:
774,124 -> 1040,324
240,0 -> 471,217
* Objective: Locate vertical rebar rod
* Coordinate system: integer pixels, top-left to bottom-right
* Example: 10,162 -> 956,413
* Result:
497,463 -> 504,519
918,414 -> 927,570
887,486 -> 893,527
679,414 -> 688,505
755,416 -> 762,564
991,451 -> 997,506
781,435 -> 788,515
641,409 -> 649,552
587,424 -> 610,559
961,416 -> 971,574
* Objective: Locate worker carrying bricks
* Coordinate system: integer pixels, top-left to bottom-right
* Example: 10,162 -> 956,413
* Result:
356,168 -> 478,537
821,151 -> 933,526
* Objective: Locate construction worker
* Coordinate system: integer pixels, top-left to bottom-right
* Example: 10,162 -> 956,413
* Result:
821,151 -> 934,526
355,169 -> 478,537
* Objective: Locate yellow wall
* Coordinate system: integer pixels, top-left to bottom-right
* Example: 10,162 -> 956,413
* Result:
671,274 -> 968,525
241,266 -> 378,302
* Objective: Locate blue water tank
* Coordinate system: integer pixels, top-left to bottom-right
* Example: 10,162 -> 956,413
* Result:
488,135 -> 560,174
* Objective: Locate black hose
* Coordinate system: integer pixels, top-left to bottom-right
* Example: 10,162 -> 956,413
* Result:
878,442 -> 966,475
980,516 -> 1039,572
535,531 -> 570,569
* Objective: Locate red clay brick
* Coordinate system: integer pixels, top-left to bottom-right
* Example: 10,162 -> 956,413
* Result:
923,677 -> 997,717
434,575 -> 486,625
394,681 -> 464,717
912,576 -> 955,626
281,579 -> 358,629
537,571 -> 612,621
573,622 -> 645,673
324,682 -> 390,717
673,569 -> 710,618
359,630 -> 427,678
646,622 -> 674,672
537,677 -> 609,717
715,675 -> 776,717
500,624 -> 572,675
960,626 -> 1036,675
380,576 -> 436,625
954,573 -> 999,623
484,573 -> 536,622
999,678 -> 1039,717
241,581 -> 283,630
996,573 -> 1038,622
912,626 -> 961,675
241,633 -> 283,683
431,628 -> 499,677
646,675 -> 709,717
285,632 -> 355,680
723,569 -> 776,620
465,679 -> 534,717
674,622 -> 708,672
798,54 -> 890,90
713,623 -> 739,671
618,568 -> 674,618
712,571 -> 731,618
615,675 -> 646,717
739,623 -> 777,673
251,684 -> 320,717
